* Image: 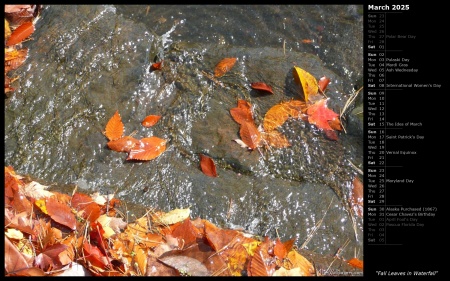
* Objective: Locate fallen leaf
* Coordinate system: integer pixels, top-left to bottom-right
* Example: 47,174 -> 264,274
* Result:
214,57 -> 237,77
107,136 -> 139,153
318,76 -> 330,93
292,66 -> 318,103
150,60 -> 163,71
247,237 -> 276,276
347,257 -> 363,269
45,197 -> 77,230
263,130 -> 290,148
104,110 -> 124,141
127,137 -> 167,161
350,176 -> 363,217
4,236 -> 32,275
284,250 -> 315,276
141,115 -> 162,128
250,82 -> 274,95
155,207 -> 191,225
239,121 -> 262,150
6,21 -> 35,46
199,154 -> 217,177
306,99 -> 339,131
230,100 -> 253,125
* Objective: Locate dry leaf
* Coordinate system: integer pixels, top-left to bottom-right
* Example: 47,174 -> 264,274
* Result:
45,197 -> 77,230
155,208 -> 191,225
214,57 -> 237,77
6,21 -> 35,46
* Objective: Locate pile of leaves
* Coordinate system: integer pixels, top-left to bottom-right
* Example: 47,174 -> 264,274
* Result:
5,166 -> 325,276
4,5 -> 42,96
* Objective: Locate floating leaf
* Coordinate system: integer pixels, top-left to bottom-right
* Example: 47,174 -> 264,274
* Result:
107,136 -> 139,152
104,110 -> 124,141
6,21 -> 34,46
306,99 -> 339,131
250,82 -> 274,94
141,115 -> 162,128
214,57 -> 237,77
263,104 -> 290,133
239,121 -> 262,150
127,136 -> 167,161
199,154 -> 217,177
292,66 -> 318,103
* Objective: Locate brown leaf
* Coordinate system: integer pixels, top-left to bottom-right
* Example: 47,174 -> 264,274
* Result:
45,197 -> 77,230
107,136 -> 139,153
104,110 -> 124,141
199,154 -> 217,177
71,193 -> 101,224
6,21 -> 35,46
350,176 -> 363,217
127,136 -> 167,161
34,244 -> 68,271
239,121 -> 262,150
273,238 -> 287,260
4,236 -> 31,275
250,82 -> 274,94
141,115 -> 162,127
172,219 -> 200,248
247,237 -> 276,276
214,57 -> 237,77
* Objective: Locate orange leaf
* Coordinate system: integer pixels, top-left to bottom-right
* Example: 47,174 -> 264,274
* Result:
150,60 -> 163,71
104,110 -> 124,141
240,121 -> 262,150
247,237 -> 276,276
350,176 -> 363,217
263,130 -> 290,148
273,238 -> 287,260
45,197 -> 77,230
318,76 -> 330,93
292,66 -> 318,103
71,193 -> 101,224
347,257 -> 363,269
306,99 -> 339,131
250,82 -> 274,94
263,103 -> 290,132
107,136 -> 139,152
199,154 -> 217,177
230,100 -> 253,125
6,21 -> 35,46
127,136 -> 167,161
141,115 -> 162,128
214,57 -> 237,77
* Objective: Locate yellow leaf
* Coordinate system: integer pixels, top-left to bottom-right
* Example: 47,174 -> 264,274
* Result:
285,250 -> 315,276
35,199 -> 48,214
5,228 -> 24,240
292,66 -> 318,103
243,241 -> 261,256
156,207 -> 191,225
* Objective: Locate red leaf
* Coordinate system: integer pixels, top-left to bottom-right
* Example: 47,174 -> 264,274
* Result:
127,136 -> 167,161
82,241 -> 108,269
6,21 -> 35,46
104,110 -> 124,141
150,60 -> 164,71
107,136 -> 139,152
306,99 -> 339,131
318,76 -> 330,93
141,115 -> 162,127
250,82 -> 274,94
45,197 -> 77,230
71,193 -> 101,224
214,57 -> 237,77
239,121 -> 262,150
200,154 -> 217,177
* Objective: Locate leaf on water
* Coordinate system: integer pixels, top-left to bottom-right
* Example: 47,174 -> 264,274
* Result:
230,99 -> 253,125
350,176 -> 363,217
199,154 -> 217,177
239,121 -> 262,150
127,136 -> 167,161
45,197 -> 77,230
150,60 -> 163,71
214,57 -> 237,77
141,115 -> 162,128
156,207 -> 191,226
263,130 -> 290,148
318,76 -> 330,93
250,82 -> 274,95
292,66 -> 318,103
306,99 -> 339,131
107,136 -> 140,153
6,21 -> 34,46
347,257 -> 363,269
104,110 -> 124,141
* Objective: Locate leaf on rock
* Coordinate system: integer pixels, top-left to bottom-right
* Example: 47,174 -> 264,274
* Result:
292,66 -> 318,103
107,136 -> 139,153
214,57 -> 237,77
155,207 -> 191,226
6,21 -> 35,46
141,115 -> 162,128
347,257 -> 363,269
284,250 -> 315,276
240,121 -> 262,150
263,103 -> 290,132
45,197 -> 77,230
350,176 -> 363,217
230,99 -> 253,125
263,130 -> 290,148
104,110 -> 124,141
318,76 -> 330,93
306,99 -> 339,131
199,154 -> 217,177
127,137 -> 167,161
250,82 -> 274,95
150,60 -> 163,72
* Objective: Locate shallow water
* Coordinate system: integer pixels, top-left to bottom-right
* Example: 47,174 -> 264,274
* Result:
5,5 -> 364,261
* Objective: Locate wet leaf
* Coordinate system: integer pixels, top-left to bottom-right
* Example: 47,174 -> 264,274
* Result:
141,115 -> 162,128
6,21 -> 34,46
45,197 -> 77,230
273,238 -> 287,260
350,176 -> 363,217
199,154 -> 217,177
107,136 -> 139,153
239,121 -> 262,150
230,99 -> 253,125
247,237 -> 276,276
104,110 -> 124,141
292,66 -> 318,103
150,60 -> 163,71
318,76 -> 330,93
263,130 -> 290,148
250,82 -> 274,94
127,136 -> 167,161
214,57 -> 237,77
263,103 -> 290,132
347,257 -> 363,269
5,48 -> 28,72
306,98 -> 339,131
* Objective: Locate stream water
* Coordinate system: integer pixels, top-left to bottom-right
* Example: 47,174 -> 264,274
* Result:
5,5 -> 364,261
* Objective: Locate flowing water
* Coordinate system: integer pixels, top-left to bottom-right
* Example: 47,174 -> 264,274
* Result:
5,5 -> 364,261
